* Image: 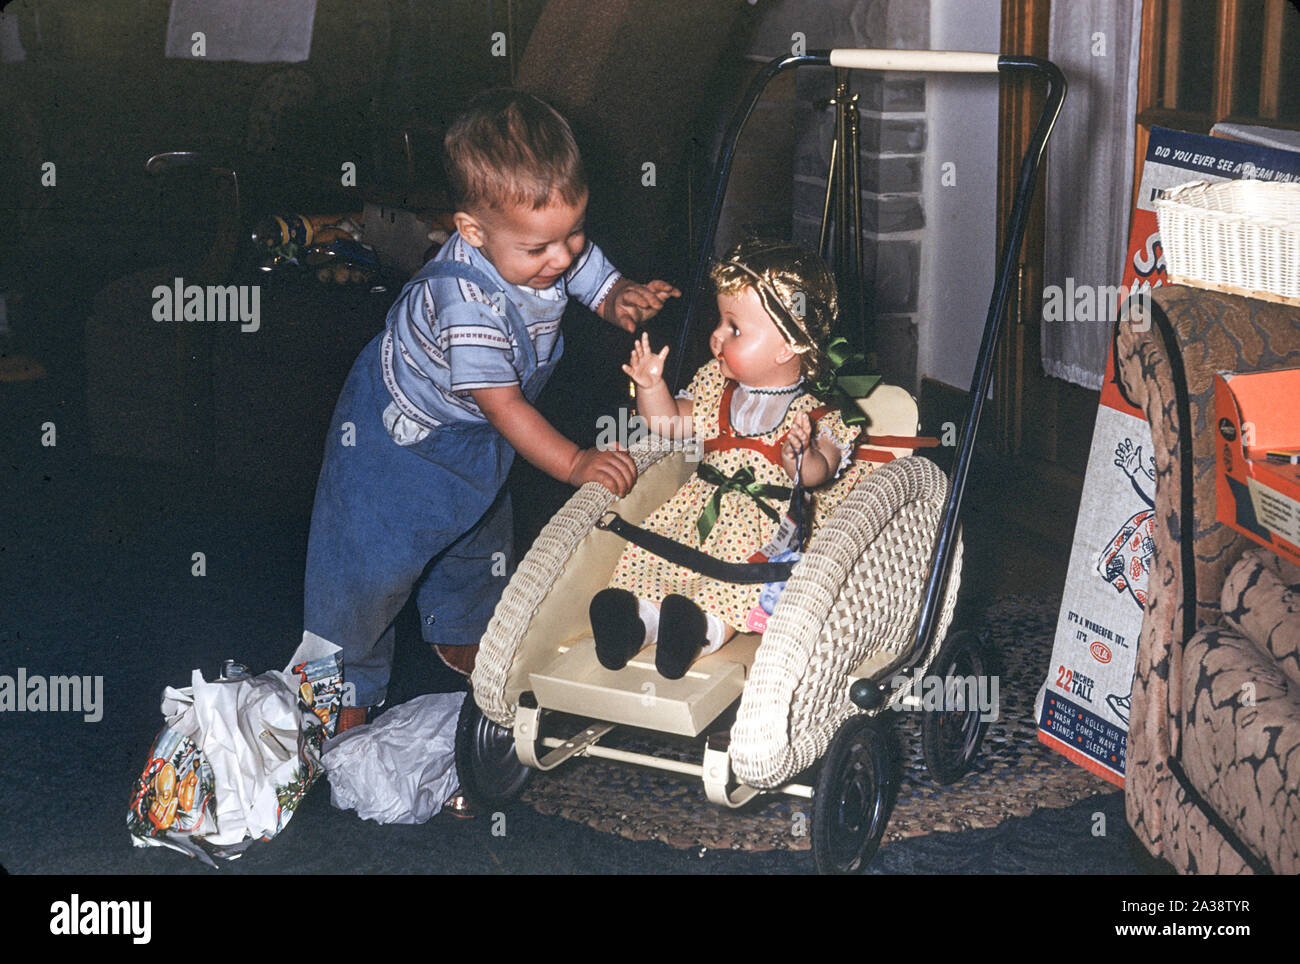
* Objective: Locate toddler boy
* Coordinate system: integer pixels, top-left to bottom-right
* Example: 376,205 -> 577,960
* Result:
303,89 -> 679,729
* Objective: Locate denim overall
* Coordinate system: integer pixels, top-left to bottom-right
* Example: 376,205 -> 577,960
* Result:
304,259 -> 562,708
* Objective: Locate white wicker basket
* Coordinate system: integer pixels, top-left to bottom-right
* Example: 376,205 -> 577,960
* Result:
1154,179 -> 1300,306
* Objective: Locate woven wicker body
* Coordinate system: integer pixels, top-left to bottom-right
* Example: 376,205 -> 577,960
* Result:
1155,179 -> 1300,306
471,439 -> 961,790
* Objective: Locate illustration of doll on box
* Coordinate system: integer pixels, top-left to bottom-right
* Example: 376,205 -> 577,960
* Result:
591,238 -> 879,679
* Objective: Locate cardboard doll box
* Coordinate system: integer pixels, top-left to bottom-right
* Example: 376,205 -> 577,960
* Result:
1215,368 -> 1300,568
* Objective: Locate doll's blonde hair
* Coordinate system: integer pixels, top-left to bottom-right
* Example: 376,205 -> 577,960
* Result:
709,239 -> 838,381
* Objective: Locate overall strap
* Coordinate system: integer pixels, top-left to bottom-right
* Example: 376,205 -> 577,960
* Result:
416,259 -> 538,372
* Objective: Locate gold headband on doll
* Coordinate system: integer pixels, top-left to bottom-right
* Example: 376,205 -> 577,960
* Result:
710,239 -> 838,379
712,240 -> 878,426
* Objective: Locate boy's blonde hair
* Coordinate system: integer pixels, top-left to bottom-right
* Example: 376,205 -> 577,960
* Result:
710,238 -> 838,381
443,89 -> 586,213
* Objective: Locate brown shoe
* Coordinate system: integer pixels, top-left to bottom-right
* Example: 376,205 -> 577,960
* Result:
434,643 -> 478,677
443,789 -> 477,819
335,706 -> 369,734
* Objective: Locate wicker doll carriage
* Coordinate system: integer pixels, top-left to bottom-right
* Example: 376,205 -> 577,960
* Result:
455,48 -> 1066,874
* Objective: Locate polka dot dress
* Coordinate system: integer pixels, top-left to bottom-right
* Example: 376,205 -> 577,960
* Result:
608,359 -> 870,631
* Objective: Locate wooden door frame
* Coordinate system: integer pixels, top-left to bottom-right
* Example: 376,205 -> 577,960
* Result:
1132,0 -> 1300,214
995,0 -> 1052,459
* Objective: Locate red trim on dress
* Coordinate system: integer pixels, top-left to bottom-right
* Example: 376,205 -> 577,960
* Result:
702,381 -> 791,465
702,381 -> 924,467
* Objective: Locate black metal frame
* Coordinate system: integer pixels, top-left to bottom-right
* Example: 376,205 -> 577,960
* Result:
667,52 -> 1067,705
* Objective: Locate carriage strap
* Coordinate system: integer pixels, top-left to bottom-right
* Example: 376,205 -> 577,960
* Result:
595,512 -> 797,585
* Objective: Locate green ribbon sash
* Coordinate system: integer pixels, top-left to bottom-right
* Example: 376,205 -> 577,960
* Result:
809,336 -> 882,427
695,464 -> 792,544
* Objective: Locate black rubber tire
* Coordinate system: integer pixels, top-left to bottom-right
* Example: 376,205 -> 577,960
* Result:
811,715 -> 895,875
453,694 -> 534,809
921,629 -> 991,785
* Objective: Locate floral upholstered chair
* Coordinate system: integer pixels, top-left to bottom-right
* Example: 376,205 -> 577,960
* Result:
1116,283 -> 1300,874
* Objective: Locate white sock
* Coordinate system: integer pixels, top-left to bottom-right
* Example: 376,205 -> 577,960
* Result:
638,597 -> 660,646
699,613 -> 727,655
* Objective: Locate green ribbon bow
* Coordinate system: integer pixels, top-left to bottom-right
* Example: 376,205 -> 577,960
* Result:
809,336 -> 882,428
695,464 -> 792,544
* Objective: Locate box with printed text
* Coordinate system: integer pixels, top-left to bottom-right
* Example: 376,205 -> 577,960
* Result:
1215,368 -> 1300,568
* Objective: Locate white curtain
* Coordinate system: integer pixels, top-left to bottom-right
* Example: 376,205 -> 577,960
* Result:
1040,0 -> 1143,389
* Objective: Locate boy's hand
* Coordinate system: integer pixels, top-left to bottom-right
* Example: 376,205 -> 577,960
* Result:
471,384 -> 637,497
621,332 -> 670,389
602,279 -> 681,332
568,446 -> 637,497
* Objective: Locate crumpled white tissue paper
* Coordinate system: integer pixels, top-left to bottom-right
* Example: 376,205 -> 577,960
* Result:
324,692 -> 465,824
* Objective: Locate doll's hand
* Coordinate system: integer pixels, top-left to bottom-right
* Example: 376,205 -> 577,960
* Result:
780,413 -> 836,485
781,412 -> 814,479
568,446 -> 637,497
621,333 -> 670,389
606,280 -> 681,332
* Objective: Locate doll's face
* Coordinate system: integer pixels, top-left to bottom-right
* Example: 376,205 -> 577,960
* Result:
710,287 -> 800,386
454,192 -> 588,289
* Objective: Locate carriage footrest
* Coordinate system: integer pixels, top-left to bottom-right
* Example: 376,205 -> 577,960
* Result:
528,635 -> 760,737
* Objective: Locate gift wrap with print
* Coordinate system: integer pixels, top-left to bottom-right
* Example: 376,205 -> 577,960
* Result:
126,634 -> 342,864
607,359 -> 863,630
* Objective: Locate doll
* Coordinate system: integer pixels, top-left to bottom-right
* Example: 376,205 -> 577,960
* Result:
590,239 -> 868,679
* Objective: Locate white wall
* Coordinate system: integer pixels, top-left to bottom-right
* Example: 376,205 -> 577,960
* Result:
917,0 -> 1001,392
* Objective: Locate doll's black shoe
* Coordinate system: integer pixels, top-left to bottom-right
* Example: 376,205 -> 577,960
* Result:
656,594 -> 707,680
590,588 -> 645,671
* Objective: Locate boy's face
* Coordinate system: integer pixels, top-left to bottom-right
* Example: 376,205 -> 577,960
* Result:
710,287 -> 798,387
454,192 -> 588,289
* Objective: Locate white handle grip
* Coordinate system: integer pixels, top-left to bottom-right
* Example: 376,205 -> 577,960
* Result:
828,49 -> 1001,73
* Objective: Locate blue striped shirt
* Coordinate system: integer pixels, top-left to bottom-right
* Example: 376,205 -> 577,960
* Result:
380,233 -> 621,429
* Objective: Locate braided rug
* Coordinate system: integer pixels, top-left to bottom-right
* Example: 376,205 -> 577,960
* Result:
519,595 -> 1114,852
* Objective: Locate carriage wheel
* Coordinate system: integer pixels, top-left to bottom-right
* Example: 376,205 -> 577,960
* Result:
921,629 -> 990,785
453,694 -> 533,809
811,715 -> 895,875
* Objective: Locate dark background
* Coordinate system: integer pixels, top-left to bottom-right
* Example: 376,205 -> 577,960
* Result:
0,0 -> 763,538
0,0 -> 1157,883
